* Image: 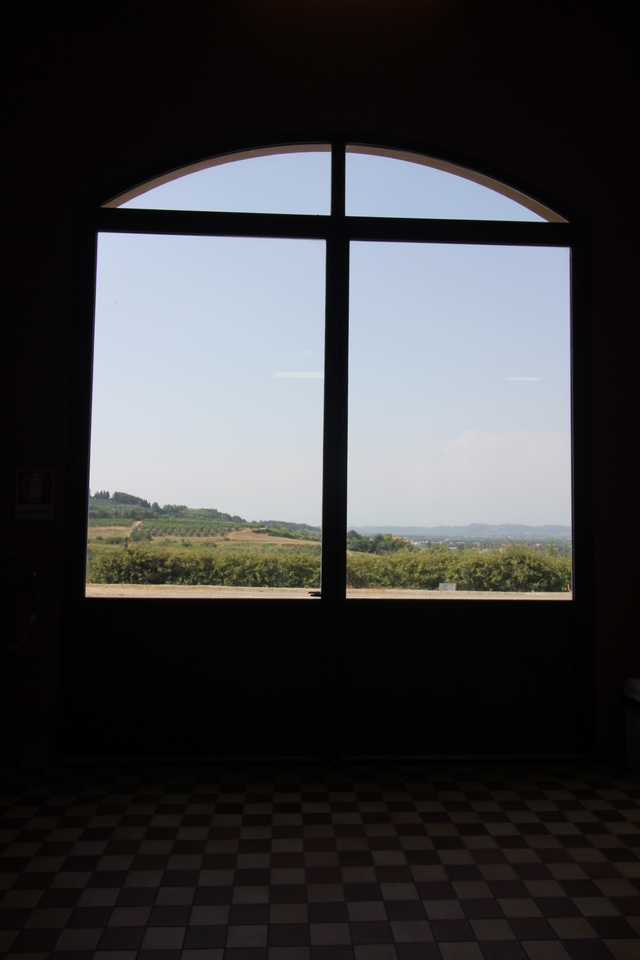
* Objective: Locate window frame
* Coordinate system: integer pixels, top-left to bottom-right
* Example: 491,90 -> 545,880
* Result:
68,138 -> 591,605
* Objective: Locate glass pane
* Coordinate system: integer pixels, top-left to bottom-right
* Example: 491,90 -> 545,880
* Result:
347,242 -> 572,598
113,148 -> 331,215
346,149 -> 551,221
87,233 -> 325,597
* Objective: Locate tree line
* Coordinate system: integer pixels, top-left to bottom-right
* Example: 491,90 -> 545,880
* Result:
347,530 -> 416,554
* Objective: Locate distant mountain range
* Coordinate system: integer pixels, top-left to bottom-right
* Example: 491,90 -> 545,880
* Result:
90,493 -> 571,541
350,523 -> 572,539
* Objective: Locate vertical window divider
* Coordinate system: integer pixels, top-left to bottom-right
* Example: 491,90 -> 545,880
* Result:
321,142 -> 350,605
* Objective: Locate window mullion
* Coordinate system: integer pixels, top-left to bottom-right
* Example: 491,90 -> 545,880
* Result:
95,207 -> 330,240
321,144 -> 349,602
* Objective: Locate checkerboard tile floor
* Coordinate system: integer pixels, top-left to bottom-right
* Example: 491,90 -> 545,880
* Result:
1,763 -> 639,960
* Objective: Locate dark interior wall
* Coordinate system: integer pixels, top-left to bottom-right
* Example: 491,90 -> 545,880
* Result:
2,4 -> 637,762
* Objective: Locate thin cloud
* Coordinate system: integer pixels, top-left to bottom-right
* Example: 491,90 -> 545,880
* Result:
274,372 -> 324,379
506,376 -> 542,381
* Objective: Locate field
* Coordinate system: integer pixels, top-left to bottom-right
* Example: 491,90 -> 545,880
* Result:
86,520 -> 571,594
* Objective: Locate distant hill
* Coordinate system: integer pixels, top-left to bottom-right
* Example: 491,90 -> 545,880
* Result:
89,492 -> 567,541
351,523 -> 572,539
88,492 -> 321,534
259,520 -> 321,537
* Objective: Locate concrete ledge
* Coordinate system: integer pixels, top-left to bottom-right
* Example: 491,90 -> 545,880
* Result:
86,584 -> 571,600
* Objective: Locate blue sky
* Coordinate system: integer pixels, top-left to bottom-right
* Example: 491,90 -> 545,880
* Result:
90,150 -> 571,527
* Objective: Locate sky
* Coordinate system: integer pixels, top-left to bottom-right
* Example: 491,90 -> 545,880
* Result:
89,150 -> 571,529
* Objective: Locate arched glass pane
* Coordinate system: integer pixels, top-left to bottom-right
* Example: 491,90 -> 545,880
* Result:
108,147 -> 331,215
346,148 -> 561,221
347,242 -> 572,598
87,233 -> 325,598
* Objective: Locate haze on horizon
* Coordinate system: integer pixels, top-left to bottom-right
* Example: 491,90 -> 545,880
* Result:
89,150 -> 571,531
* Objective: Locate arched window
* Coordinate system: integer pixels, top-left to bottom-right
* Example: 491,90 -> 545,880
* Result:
79,142 -> 585,602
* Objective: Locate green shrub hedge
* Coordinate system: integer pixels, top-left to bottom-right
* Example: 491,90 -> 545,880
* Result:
87,544 -> 321,588
87,543 -> 571,592
346,545 -> 570,592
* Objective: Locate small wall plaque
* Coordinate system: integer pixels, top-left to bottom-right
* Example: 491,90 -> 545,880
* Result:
16,470 -> 54,519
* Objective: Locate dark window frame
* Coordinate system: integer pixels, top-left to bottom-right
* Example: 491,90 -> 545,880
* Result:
67,138 -> 592,606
